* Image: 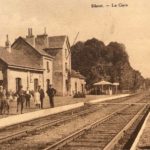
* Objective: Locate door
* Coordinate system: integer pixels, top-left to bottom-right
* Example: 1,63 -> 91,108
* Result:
16,78 -> 22,91
46,79 -> 50,90
34,79 -> 38,91
75,82 -> 77,93
81,84 -> 84,93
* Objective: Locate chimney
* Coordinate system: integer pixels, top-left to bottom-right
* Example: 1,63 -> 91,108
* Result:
35,28 -> 48,50
5,35 -> 11,53
26,28 -> 35,47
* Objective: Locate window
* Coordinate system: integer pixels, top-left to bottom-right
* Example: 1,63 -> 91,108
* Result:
66,80 -> 69,91
81,84 -> 84,93
65,62 -> 68,72
65,49 -> 68,57
47,61 -> 50,73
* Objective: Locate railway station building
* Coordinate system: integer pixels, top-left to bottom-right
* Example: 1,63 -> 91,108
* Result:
0,29 -> 86,96
0,35 -> 53,93
70,70 -> 86,95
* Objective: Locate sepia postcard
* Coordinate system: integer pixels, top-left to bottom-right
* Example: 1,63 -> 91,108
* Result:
0,0 -> 149,150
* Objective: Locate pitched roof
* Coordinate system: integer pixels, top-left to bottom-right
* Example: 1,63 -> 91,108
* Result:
44,48 -> 62,57
34,47 -> 53,58
71,69 -> 85,79
48,35 -> 66,48
0,39 -> 44,71
22,37 -> 54,59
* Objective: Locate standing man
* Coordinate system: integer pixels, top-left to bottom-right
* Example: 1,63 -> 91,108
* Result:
38,85 -> 45,109
16,85 -> 25,114
46,84 -> 56,108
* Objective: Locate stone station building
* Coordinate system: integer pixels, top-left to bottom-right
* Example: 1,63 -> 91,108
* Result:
0,29 -> 86,96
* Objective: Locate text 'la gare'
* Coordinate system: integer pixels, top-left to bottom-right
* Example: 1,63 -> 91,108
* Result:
112,3 -> 128,7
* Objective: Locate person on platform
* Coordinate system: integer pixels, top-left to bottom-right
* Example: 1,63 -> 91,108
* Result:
34,88 -> 41,109
46,84 -> 56,108
25,87 -> 31,108
38,85 -> 45,109
16,85 -> 26,114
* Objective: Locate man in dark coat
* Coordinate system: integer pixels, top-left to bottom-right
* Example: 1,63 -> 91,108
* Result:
38,85 -> 45,109
46,84 -> 56,108
16,85 -> 25,114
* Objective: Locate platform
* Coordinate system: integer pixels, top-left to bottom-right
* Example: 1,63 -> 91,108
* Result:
0,94 -> 130,129
131,112 -> 150,150
87,94 -> 130,104
0,95 -> 110,119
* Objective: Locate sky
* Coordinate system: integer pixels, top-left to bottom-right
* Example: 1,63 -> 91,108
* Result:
0,0 -> 150,77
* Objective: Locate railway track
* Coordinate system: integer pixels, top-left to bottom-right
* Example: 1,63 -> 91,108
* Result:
43,104 -> 150,150
0,93 -> 139,131
0,104 -> 105,144
0,93 -> 149,149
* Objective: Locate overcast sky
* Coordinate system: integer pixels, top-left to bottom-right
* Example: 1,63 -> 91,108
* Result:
0,0 -> 150,77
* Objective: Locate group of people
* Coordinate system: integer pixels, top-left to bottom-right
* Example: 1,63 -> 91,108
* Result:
0,84 -> 56,114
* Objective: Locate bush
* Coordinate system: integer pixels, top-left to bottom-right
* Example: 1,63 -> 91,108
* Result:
73,92 -> 86,98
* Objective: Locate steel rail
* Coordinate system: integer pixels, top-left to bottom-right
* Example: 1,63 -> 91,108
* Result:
0,104 -> 103,144
43,104 -> 149,150
103,105 -> 148,150
0,93 -> 146,145
42,105 -> 131,150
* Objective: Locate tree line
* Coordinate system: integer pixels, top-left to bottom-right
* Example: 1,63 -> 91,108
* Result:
71,38 -> 145,91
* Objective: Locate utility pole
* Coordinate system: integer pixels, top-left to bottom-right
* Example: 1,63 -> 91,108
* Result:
67,32 -> 79,59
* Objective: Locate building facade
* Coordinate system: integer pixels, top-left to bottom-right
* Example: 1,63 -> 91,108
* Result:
70,70 -> 86,95
0,29 -> 86,96
0,36 -> 53,92
25,29 -> 72,96
44,36 -> 72,96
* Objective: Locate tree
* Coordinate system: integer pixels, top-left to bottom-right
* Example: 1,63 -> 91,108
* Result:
71,38 -> 144,91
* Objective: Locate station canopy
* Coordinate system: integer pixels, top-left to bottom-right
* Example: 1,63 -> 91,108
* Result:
112,82 -> 119,86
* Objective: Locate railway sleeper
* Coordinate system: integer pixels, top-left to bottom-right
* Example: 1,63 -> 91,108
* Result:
61,145 -> 99,150
74,138 -> 109,142
66,141 -> 105,147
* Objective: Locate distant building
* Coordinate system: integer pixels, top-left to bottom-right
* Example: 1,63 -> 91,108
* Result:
70,70 -> 86,95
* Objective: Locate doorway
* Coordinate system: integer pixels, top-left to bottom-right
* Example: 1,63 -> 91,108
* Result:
75,82 -> 77,93
46,79 -> 50,90
34,78 -> 38,91
16,78 -> 22,91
